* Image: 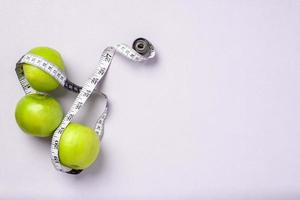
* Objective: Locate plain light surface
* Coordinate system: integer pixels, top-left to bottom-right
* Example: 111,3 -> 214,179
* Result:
0,0 -> 299,199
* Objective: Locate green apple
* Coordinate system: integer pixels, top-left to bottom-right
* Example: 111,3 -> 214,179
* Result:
23,47 -> 65,92
59,123 -> 100,170
15,94 -> 63,137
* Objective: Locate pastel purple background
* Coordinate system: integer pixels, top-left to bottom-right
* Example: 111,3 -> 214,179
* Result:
0,0 -> 299,199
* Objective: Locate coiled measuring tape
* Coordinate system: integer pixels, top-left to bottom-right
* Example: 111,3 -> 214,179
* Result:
15,38 -> 156,174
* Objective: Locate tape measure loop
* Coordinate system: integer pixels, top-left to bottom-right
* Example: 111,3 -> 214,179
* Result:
16,38 -> 156,174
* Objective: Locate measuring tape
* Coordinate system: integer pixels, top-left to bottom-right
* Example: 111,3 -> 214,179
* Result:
15,38 -> 156,174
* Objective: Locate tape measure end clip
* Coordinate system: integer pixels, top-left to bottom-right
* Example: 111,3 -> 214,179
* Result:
132,38 -> 152,56
66,169 -> 83,175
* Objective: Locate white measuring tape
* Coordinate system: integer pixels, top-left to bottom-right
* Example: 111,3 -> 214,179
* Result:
16,38 -> 156,174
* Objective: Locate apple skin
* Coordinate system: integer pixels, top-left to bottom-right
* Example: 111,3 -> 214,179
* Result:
59,123 -> 100,170
15,94 -> 63,137
23,47 -> 65,92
